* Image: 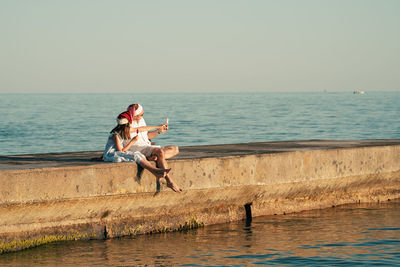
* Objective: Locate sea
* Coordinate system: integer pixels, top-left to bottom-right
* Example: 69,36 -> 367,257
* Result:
0,91 -> 399,266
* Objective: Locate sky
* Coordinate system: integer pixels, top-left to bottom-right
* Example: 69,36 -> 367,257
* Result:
0,0 -> 399,93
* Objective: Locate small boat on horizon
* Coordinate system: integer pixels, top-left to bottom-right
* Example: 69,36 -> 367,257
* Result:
353,90 -> 365,94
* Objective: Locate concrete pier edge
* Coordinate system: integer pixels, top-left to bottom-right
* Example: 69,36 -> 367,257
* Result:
1,140 -> 399,253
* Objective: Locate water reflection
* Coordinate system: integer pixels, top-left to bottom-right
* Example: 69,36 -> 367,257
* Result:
1,200 -> 399,266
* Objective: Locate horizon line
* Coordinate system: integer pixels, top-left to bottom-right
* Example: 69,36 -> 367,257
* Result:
1,90 -> 399,95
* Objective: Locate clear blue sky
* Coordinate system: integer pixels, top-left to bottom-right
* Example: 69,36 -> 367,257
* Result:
1,0 -> 399,93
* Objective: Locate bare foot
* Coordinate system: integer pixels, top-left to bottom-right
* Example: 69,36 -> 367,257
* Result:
154,168 -> 171,179
166,179 -> 182,193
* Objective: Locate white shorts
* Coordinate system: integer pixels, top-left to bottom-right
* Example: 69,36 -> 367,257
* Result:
128,145 -> 161,157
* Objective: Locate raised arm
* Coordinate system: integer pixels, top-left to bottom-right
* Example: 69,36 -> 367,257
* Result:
147,124 -> 168,140
130,125 -> 163,133
113,134 -> 139,152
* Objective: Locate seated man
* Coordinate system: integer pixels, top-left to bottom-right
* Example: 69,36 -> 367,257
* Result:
126,103 -> 181,192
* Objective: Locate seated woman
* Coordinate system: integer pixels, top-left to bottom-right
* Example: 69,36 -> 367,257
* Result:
103,111 -> 171,181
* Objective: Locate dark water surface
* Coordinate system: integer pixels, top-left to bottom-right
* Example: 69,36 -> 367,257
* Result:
1,200 -> 399,266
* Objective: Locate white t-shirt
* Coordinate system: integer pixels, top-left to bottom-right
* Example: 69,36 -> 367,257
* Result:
130,118 -> 151,146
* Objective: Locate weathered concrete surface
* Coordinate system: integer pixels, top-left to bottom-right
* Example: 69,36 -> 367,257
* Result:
1,140 -> 400,253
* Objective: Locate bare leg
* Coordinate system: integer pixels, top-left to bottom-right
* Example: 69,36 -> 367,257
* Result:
152,148 -> 182,193
147,146 -> 179,162
138,158 -> 171,180
146,154 -> 158,161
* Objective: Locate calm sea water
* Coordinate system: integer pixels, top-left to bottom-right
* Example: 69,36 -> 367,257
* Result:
1,92 -> 399,266
0,200 -> 399,266
0,91 -> 399,155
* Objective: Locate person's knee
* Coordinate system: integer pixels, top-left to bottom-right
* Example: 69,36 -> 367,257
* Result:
174,146 -> 179,155
166,146 -> 179,158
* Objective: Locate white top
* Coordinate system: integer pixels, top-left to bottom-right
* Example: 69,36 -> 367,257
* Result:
130,118 -> 151,146
103,132 -> 144,163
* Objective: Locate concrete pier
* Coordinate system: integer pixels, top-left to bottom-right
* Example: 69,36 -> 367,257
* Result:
1,140 -> 400,253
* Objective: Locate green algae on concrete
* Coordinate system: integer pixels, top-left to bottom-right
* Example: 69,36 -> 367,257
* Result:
105,215 -> 205,238
0,232 -> 97,254
0,217 -> 206,254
